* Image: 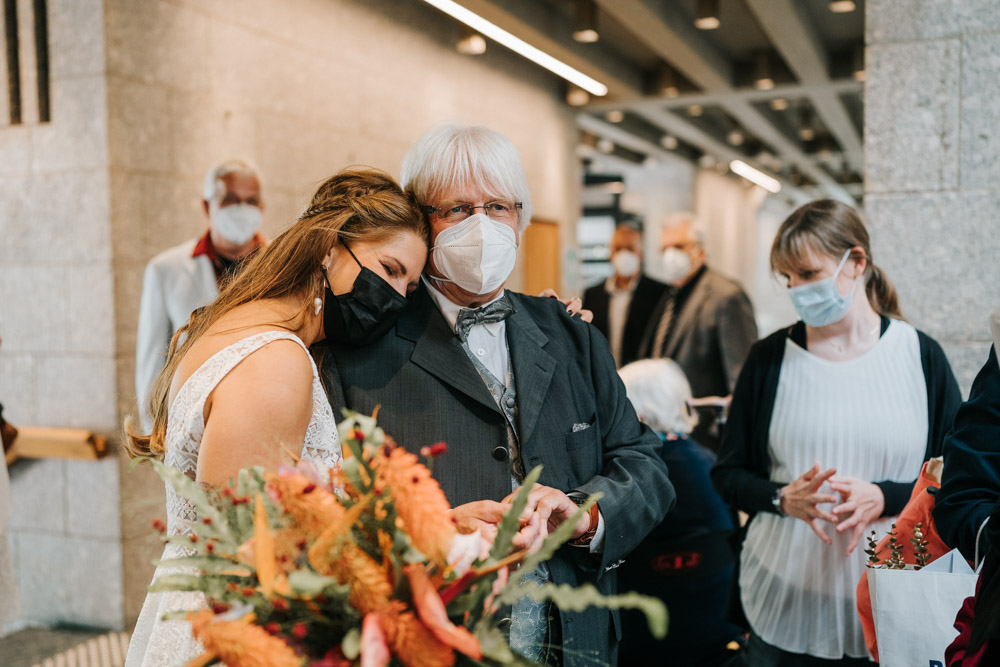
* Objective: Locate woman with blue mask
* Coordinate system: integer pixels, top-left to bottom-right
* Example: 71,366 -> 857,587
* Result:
711,199 -> 961,666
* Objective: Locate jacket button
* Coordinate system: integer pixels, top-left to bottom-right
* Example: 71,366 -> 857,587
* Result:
504,396 -> 515,408
492,446 -> 509,461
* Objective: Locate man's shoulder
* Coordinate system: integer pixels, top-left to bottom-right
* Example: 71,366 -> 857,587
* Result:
508,292 -> 592,336
147,237 -> 201,269
702,267 -> 749,299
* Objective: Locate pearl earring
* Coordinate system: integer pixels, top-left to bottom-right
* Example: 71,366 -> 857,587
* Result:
314,296 -> 322,316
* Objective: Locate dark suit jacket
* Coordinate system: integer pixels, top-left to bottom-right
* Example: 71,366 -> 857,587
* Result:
639,268 -> 758,452
582,274 -> 669,367
322,284 -> 674,666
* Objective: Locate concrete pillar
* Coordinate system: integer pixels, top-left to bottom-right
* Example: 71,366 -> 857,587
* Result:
865,0 -> 1000,394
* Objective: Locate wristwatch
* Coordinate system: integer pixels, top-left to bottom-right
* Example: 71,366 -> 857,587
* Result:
771,486 -> 787,516
567,492 -> 599,546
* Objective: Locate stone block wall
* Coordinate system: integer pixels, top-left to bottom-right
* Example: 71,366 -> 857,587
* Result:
866,0 -> 1000,394
0,0 -> 123,629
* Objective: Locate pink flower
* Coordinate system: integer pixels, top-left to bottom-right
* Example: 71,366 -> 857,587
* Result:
360,613 -> 390,667
404,563 -> 482,659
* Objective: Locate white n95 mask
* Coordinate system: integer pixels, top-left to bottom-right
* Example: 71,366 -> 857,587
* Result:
661,247 -> 693,284
212,204 -> 261,245
611,250 -> 641,278
430,213 -> 518,295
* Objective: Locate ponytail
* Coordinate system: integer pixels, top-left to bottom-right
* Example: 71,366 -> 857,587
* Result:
865,263 -> 904,320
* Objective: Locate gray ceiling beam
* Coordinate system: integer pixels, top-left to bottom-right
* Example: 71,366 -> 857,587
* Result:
585,79 -> 863,113
459,0 -> 644,100
592,0 -> 732,91
591,0 -> 854,205
744,0 -> 864,173
580,111 -> 811,204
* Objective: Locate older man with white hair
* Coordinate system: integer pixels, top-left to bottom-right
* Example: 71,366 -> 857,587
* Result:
134,159 -> 266,425
323,123 -> 673,666
639,212 -> 758,452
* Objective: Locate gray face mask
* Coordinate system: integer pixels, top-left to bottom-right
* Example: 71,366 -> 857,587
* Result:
787,249 -> 858,327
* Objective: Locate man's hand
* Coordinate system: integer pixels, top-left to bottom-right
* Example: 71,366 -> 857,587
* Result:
450,500 -> 507,544
829,476 -> 885,556
503,484 -> 592,546
539,289 -> 594,323
780,462 -> 840,545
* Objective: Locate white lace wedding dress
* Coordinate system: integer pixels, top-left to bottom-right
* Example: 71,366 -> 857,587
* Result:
126,331 -> 341,667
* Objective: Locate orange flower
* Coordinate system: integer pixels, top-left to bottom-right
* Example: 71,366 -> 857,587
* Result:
373,448 -> 455,563
324,543 -> 392,615
236,528 -> 307,574
307,499 -> 368,575
379,608 -> 455,667
186,610 -> 301,667
404,564 -> 481,660
266,471 -> 345,537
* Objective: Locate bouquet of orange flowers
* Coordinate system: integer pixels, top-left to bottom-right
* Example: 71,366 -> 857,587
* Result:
143,413 -> 665,666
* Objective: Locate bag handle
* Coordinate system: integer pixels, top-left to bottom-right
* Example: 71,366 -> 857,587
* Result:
975,515 -> 990,571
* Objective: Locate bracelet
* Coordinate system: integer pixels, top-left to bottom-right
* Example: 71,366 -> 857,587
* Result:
771,486 -> 787,516
568,498 -> 600,546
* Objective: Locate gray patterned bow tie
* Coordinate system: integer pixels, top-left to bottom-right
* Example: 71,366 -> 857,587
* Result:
455,297 -> 514,342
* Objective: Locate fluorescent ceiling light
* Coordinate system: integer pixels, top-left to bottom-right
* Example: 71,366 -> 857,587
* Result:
829,1 -> 857,13
730,160 -> 781,194
419,0 -> 609,96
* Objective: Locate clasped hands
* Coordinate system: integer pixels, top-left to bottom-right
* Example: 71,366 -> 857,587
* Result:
450,484 -> 592,554
779,462 -> 885,556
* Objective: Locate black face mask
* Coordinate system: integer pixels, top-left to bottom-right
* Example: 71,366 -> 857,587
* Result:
322,245 -> 408,347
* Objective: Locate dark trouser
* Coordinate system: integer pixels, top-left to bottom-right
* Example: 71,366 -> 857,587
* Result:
746,631 -> 873,666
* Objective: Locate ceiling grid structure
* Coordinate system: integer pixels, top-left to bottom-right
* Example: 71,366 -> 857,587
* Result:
416,0 -> 866,204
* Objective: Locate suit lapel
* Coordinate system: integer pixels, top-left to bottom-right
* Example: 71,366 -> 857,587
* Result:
506,296 -> 556,444
665,271 -> 712,358
401,286 -> 501,414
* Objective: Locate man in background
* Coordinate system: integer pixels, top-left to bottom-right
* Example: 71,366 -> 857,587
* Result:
639,212 -> 757,451
582,223 -> 668,367
134,159 -> 266,426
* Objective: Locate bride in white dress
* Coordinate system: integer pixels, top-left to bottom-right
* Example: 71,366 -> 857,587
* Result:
124,168 -> 429,667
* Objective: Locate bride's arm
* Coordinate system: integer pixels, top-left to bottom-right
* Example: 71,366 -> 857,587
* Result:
196,339 -> 314,489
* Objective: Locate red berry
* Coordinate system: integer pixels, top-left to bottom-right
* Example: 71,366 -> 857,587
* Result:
291,622 -> 308,639
151,519 -> 166,533
429,442 -> 448,457
206,542 -> 215,553
273,598 -> 289,612
189,534 -> 199,543
202,517 -> 213,525
241,587 -> 255,597
302,483 -> 316,494
210,601 -> 230,614
265,622 -> 281,635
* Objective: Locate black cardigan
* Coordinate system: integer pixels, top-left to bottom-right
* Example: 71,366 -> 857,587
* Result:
933,345 -> 1000,560
711,318 -> 961,519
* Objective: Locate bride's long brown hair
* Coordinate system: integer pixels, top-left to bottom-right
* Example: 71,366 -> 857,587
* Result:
125,167 -> 428,459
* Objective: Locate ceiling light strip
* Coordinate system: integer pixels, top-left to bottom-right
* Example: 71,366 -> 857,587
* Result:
419,0 -> 609,96
730,159 -> 781,193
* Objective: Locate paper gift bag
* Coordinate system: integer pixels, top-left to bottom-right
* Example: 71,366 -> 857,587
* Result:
868,549 -> 979,667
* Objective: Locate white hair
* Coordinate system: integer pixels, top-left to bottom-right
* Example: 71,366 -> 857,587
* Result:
202,159 -> 262,203
400,123 -> 533,232
618,359 -> 699,437
663,211 -> 707,246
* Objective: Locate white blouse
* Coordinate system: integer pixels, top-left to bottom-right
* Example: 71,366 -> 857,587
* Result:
740,319 -> 928,659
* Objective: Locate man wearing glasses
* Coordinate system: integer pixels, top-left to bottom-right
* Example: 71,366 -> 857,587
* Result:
323,123 -> 673,666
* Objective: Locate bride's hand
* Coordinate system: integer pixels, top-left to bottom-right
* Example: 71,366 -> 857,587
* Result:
539,289 -> 594,323
829,476 -> 885,556
780,462 -> 840,545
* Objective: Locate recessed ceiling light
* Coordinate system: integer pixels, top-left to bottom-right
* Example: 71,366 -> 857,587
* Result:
660,134 -> 679,150
770,98 -> 789,111
605,110 -> 625,123
456,31 -> 486,55
695,0 -> 720,29
829,1 -> 857,13
566,86 -> 590,106
687,104 -> 704,117
572,0 -> 600,42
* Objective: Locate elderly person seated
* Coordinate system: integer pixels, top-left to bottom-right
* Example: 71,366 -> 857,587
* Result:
618,358 -> 742,666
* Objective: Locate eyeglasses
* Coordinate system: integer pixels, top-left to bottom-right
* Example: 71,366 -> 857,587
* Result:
422,200 -> 522,224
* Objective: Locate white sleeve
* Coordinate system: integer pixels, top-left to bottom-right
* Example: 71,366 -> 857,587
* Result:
135,261 -> 171,430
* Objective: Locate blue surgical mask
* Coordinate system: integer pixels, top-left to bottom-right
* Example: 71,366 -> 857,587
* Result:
788,249 -> 858,327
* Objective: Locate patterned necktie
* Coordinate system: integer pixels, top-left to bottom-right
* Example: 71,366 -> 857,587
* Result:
650,289 -> 677,359
455,297 -> 514,342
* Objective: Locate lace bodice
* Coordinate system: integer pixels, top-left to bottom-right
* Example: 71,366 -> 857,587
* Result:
127,331 -> 340,667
